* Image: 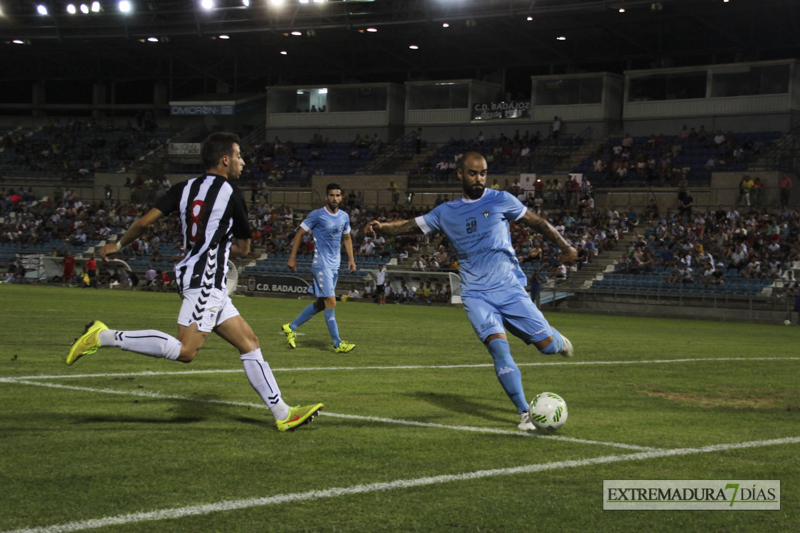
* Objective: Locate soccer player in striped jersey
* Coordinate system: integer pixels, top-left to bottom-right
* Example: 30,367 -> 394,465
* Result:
283,183 -> 357,353
66,132 -> 322,432
365,152 -> 577,431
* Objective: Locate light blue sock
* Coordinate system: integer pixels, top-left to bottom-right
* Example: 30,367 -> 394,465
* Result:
290,303 -> 319,331
487,339 -> 528,414
324,308 -> 342,347
540,328 -> 564,354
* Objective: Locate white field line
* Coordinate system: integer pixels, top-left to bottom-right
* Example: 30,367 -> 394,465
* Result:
2,356 -> 798,382
6,379 -> 654,451
5,436 -> 800,533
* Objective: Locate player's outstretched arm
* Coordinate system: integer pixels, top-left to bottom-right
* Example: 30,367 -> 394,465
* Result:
286,227 -> 307,271
519,209 -> 578,264
99,208 -> 164,261
365,219 -> 422,237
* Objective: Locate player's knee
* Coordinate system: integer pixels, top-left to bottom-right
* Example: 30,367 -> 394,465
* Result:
324,296 -> 337,309
177,345 -> 200,363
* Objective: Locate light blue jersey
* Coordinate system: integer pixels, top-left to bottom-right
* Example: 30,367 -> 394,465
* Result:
416,188 -> 527,296
301,206 -> 351,270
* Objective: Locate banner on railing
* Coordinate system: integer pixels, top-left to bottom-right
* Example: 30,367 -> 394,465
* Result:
168,143 -> 202,156
247,275 -> 311,295
472,101 -> 531,121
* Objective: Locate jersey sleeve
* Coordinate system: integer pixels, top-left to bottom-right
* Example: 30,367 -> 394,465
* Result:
342,212 -> 351,234
415,205 -> 443,235
153,181 -> 186,216
501,191 -> 528,221
300,210 -> 317,233
230,186 -> 252,240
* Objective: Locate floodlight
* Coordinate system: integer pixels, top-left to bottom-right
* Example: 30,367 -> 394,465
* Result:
92,1 -> 100,11
299,0 -> 309,3
556,36 -> 566,40
409,45 -> 419,50
80,3 -> 89,13
280,50 -> 288,55
291,30 -> 302,36
67,4 -> 76,13
119,1 -> 131,13
201,0 -> 213,9
619,8 -> 625,12
37,5 -> 48,15
526,16 -> 532,21
219,35 -> 229,39
366,28 -> 377,32
13,39 -> 25,44
442,23 -> 449,28
242,0 -> 249,5
270,0 -> 284,5
148,37 -> 158,42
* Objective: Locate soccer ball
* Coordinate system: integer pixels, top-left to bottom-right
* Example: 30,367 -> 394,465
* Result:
784,320 -> 791,326
529,392 -> 568,431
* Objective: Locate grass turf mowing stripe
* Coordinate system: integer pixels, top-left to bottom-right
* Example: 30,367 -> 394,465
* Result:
5,379 -> 655,451
5,436 -> 799,533
3,356 -> 798,381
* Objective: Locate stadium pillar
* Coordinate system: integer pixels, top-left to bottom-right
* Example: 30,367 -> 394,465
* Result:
32,82 -> 46,117
92,83 -> 107,118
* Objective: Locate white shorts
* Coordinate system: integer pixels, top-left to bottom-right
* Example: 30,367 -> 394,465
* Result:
177,287 -> 240,333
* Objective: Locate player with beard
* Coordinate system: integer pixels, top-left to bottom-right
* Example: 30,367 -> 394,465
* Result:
365,151 -> 577,431
283,183 -> 357,353
66,132 -> 323,432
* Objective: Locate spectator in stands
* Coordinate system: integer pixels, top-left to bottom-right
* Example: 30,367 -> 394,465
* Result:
385,181 -> 400,206
739,175 -> 754,207
678,189 -> 694,223
145,265 -> 157,286
752,177 -> 765,207
551,116 -> 561,139
678,124 -> 690,140
779,173 -> 792,208
348,287 -> 360,299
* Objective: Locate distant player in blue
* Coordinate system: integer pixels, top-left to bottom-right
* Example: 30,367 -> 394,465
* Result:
366,152 -> 577,430
284,183 -> 357,353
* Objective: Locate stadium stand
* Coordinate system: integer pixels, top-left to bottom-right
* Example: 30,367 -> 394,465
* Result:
572,129 -> 782,187
0,121 -> 178,180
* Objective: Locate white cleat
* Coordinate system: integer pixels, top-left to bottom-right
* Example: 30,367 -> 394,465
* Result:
559,335 -> 574,358
518,411 -> 537,431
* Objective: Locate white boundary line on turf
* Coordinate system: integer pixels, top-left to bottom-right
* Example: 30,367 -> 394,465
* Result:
6,379 -> 655,452
2,356 -> 798,382
5,436 -> 799,533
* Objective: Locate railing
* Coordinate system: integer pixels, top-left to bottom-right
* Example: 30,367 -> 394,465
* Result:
762,125 -> 800,173
360,131 -> 418,175
596,185 -> 795,212
569,284 -> 795,323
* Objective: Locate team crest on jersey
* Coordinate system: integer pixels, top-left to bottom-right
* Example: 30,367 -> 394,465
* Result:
483,210 -> 490,220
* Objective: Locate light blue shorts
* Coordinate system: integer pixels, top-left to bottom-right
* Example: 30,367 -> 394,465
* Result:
462,286 -> 552,344
312,267 -> 339,298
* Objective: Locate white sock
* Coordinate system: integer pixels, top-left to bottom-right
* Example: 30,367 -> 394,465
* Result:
99,329 -> 181,361
240,349 -> 290,421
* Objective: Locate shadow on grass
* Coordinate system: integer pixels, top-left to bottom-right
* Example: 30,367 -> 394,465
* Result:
408,391 -> 513,425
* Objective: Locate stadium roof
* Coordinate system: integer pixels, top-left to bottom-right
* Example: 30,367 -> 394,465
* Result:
1,0 -> 798,99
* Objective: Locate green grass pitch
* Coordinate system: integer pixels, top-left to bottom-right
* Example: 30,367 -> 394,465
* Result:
1,284 -> 798,532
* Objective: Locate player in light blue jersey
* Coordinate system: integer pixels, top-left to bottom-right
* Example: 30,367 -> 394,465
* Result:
366,152 -> 577,431
284,183 -> 357,353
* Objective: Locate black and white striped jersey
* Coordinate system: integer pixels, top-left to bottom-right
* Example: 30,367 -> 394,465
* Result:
155,174 -> 251,292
